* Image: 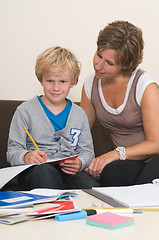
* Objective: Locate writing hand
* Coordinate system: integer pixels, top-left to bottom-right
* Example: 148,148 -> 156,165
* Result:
24,149 -> 47,164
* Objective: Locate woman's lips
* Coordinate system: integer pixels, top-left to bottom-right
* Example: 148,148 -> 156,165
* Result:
95,70 -> 104,76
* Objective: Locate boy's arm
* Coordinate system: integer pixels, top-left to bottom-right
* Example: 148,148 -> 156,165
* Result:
7,108 -> 47,166
7,109 -> 30,166
76,112 -> 95,171
60,112 -> 94,174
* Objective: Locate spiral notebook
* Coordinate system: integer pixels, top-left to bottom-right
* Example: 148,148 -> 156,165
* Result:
91,180 -> 159,208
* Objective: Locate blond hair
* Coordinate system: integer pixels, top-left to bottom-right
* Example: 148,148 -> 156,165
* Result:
35,46 -> 81,84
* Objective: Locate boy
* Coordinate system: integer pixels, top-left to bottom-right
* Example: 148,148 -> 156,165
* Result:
7,46 -> 99,190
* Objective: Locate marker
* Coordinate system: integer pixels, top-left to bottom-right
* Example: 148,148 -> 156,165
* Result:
24,128 -> 39,150
55,210 -> 87,221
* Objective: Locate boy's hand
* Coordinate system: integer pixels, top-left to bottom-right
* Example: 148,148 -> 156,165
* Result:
24,150 -> 47,164
60,157 -> 82,175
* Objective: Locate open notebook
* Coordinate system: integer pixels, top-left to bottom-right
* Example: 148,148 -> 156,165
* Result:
91,180 -> 159,208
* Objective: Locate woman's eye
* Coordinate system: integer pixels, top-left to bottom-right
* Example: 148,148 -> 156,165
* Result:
106,60 -> 114,66
97,52 -> 102,59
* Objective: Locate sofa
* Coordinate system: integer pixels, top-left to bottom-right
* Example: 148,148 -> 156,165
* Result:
0,100 -> 114,190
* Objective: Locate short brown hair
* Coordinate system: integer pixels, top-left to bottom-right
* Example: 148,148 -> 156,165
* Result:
97,20 -> 144,74
35,46 -> 81,84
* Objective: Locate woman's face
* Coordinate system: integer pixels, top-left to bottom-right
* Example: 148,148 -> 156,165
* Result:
93,48 -> 124,81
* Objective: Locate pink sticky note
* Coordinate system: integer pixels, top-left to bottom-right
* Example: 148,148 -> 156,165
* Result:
86,212 -> 134,230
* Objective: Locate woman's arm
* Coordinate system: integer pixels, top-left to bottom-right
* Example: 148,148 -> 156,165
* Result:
125,82 -> 159,160
86,83 -> 159,179
80,86 -> 96,129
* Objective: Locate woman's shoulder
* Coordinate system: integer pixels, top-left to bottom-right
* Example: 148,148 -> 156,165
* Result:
136,70 -> 158,105
71,102 -> 88,117
138,70 -> 154,83
84,73 -> 95,100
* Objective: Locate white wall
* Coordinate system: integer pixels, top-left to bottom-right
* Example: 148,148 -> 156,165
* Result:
0,0 -> 159,102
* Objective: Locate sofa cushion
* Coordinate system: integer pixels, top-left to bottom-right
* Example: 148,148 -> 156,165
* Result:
0,100 -> 24,169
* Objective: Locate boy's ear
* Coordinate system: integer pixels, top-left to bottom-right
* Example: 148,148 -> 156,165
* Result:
71,83 -> 75,88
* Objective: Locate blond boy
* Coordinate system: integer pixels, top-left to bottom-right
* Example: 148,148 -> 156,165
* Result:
7,46 -> 99,189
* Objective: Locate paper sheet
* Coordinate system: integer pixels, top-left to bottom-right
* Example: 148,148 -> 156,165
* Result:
0,155 -> 77,189
0,165 -> 32,189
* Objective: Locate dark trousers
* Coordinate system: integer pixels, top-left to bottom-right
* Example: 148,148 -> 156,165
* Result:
99,154 -> 159,187
18,164 -> 100,190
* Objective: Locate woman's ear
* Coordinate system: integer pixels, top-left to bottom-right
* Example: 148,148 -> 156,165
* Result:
122,66 -> 127,70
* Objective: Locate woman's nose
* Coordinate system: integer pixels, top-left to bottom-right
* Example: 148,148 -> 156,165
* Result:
95,58 -> 104,70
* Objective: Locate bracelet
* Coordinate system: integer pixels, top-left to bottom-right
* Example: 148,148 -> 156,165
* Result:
115,147 -> 126,160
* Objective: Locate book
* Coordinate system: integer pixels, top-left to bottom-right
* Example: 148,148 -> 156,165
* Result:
0,189 -> 77,215
46,155 -> 77,164
92,181 -> 159,208
30,198 -> 81,220
0,207 -> 33,216
0,155 -> 78,189
0,196 -> 80,223
28,188 -> 77,199
0,191 -> 56,209
30,199 -> 76,215
86,212 -> 134,230
0,214 -> 32,225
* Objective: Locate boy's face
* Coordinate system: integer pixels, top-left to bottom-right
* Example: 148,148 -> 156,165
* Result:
41,69 -> 74,107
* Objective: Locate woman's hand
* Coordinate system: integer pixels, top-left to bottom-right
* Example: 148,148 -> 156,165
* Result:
60,157 -> 82,175
24,150 -> 47,164
86,150 -> 119,179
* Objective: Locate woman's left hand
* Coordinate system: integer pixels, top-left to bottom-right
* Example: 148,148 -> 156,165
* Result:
60,157 -> 82,175
86,150 -> 119,179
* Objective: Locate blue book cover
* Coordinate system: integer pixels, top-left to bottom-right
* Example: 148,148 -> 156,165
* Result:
0,191 -> 54,208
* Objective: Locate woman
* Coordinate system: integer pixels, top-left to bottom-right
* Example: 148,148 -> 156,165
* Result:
80,20 -> 159,186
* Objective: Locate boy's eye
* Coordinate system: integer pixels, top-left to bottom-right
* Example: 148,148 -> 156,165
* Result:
47,80 -> 53,83
60,80 -> 66,83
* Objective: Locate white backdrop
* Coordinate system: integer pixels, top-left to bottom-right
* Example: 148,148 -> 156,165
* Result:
0,0 -> 159,102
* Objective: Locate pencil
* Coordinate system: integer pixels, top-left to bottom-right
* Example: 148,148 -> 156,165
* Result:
24,127 -> 39,150
141,208 -> 159,212
82,207 -> 159,212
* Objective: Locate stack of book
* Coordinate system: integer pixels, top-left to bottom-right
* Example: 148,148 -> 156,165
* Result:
0,189 -> 79,224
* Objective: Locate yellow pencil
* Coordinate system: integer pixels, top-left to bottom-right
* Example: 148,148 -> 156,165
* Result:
24,128 -> 39,150
82,207 -> 159,212
142,208 -> 159,212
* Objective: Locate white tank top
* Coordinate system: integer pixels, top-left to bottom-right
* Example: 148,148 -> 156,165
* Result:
84,68 -> 158,115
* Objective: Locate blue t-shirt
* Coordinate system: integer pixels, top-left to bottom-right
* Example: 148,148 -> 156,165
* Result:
38,96 -> 72,132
